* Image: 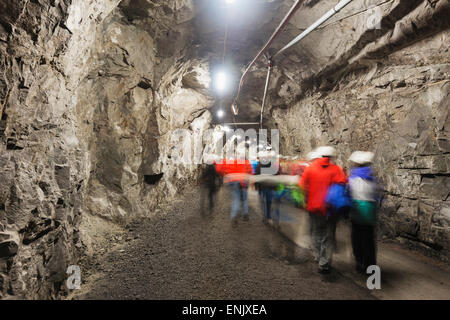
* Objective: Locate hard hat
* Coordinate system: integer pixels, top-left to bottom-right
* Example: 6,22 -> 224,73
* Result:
315,146 -> 336,157
348,151 -> 374,164
306,151 -> 320,161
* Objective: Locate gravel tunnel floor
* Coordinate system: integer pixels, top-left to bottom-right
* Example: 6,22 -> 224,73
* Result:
72,187 -> 376,300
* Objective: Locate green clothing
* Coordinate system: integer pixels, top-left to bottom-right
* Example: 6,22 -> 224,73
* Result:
351,200 -> 377,225
276,184 -> 305,208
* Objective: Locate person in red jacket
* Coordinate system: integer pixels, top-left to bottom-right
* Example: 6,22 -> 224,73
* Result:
217,157 -> 253,226
299,146 -> 347,274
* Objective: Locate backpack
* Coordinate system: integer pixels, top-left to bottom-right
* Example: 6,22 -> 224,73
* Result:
325,183 -> 353,217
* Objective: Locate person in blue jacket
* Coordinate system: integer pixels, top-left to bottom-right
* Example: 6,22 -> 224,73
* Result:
348,151 -> 380,273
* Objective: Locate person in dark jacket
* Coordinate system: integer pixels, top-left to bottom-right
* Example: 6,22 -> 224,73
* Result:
199,159 -> 219,215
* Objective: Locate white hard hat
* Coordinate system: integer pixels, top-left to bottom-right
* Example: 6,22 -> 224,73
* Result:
315,146 -> 336,157
349,151 -> 374,164
306,151 -> 320,160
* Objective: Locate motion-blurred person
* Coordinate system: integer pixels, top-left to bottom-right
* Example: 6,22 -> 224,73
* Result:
218,156 -> 253,226
348,151 -> 380,273
199,155 -> 219,215
299,146 -> 347,274
250,157 -> 260,175
259,153 -> 280,225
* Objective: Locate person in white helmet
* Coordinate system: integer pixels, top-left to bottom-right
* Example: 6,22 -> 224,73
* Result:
299,146 -> 347,274
348,151 -> 380,273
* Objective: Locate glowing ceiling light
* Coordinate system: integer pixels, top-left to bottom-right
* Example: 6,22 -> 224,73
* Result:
215,71 -> 228,94
217,109 -> 224,118
226,0 -> 236,4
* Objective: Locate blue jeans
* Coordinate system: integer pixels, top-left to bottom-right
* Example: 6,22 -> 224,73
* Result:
229,182 -> 248,219
261,189 -> 273,220
272,189 -> 288,222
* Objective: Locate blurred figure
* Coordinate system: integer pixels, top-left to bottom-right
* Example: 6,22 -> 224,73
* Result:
348,151 -> 379,273
217,156 -> 253,226
299,146 -> 347,274
259,154 -> 280,225
250,157 -> 260,175
199,156 -> 219,215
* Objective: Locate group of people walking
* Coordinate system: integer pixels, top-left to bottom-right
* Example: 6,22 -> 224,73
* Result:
300,146 -> 380,274
198,145 -> 380,275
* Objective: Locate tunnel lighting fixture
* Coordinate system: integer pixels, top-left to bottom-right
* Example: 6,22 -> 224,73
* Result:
215,71 -> 228,94
217,109 -> 224,118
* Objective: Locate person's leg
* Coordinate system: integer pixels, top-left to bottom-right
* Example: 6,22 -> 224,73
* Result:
320,216 -> 337,271
309,213 -> 322,261
229,182 -> 240,221
208,187 -> 215,210
273,190 -> 281,226
351,222 -> 363,271
242,186 -> 248,214
361,225 -> 377,270
310,214 -> 331,272
258,186 -> 265,215
265,189 -> 272,220
261,189 -> 268,223
242,186 -> 249,220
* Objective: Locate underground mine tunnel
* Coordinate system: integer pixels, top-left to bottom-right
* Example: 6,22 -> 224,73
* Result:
0,0 -> 449,301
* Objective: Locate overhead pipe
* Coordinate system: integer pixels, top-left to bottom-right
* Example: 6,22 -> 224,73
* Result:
221,122 -> 260,125
259,60 -> 273,129
272,0 -> 355,59
231,0 -> 307,115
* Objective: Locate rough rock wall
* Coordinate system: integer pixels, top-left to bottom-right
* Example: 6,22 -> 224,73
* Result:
269,1 -> 450,259
0,0 -> 123,299
0,0 -> 213,299
75,7 -> 214,225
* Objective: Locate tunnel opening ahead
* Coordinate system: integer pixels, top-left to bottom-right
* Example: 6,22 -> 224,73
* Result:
144,173 -> 164,185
